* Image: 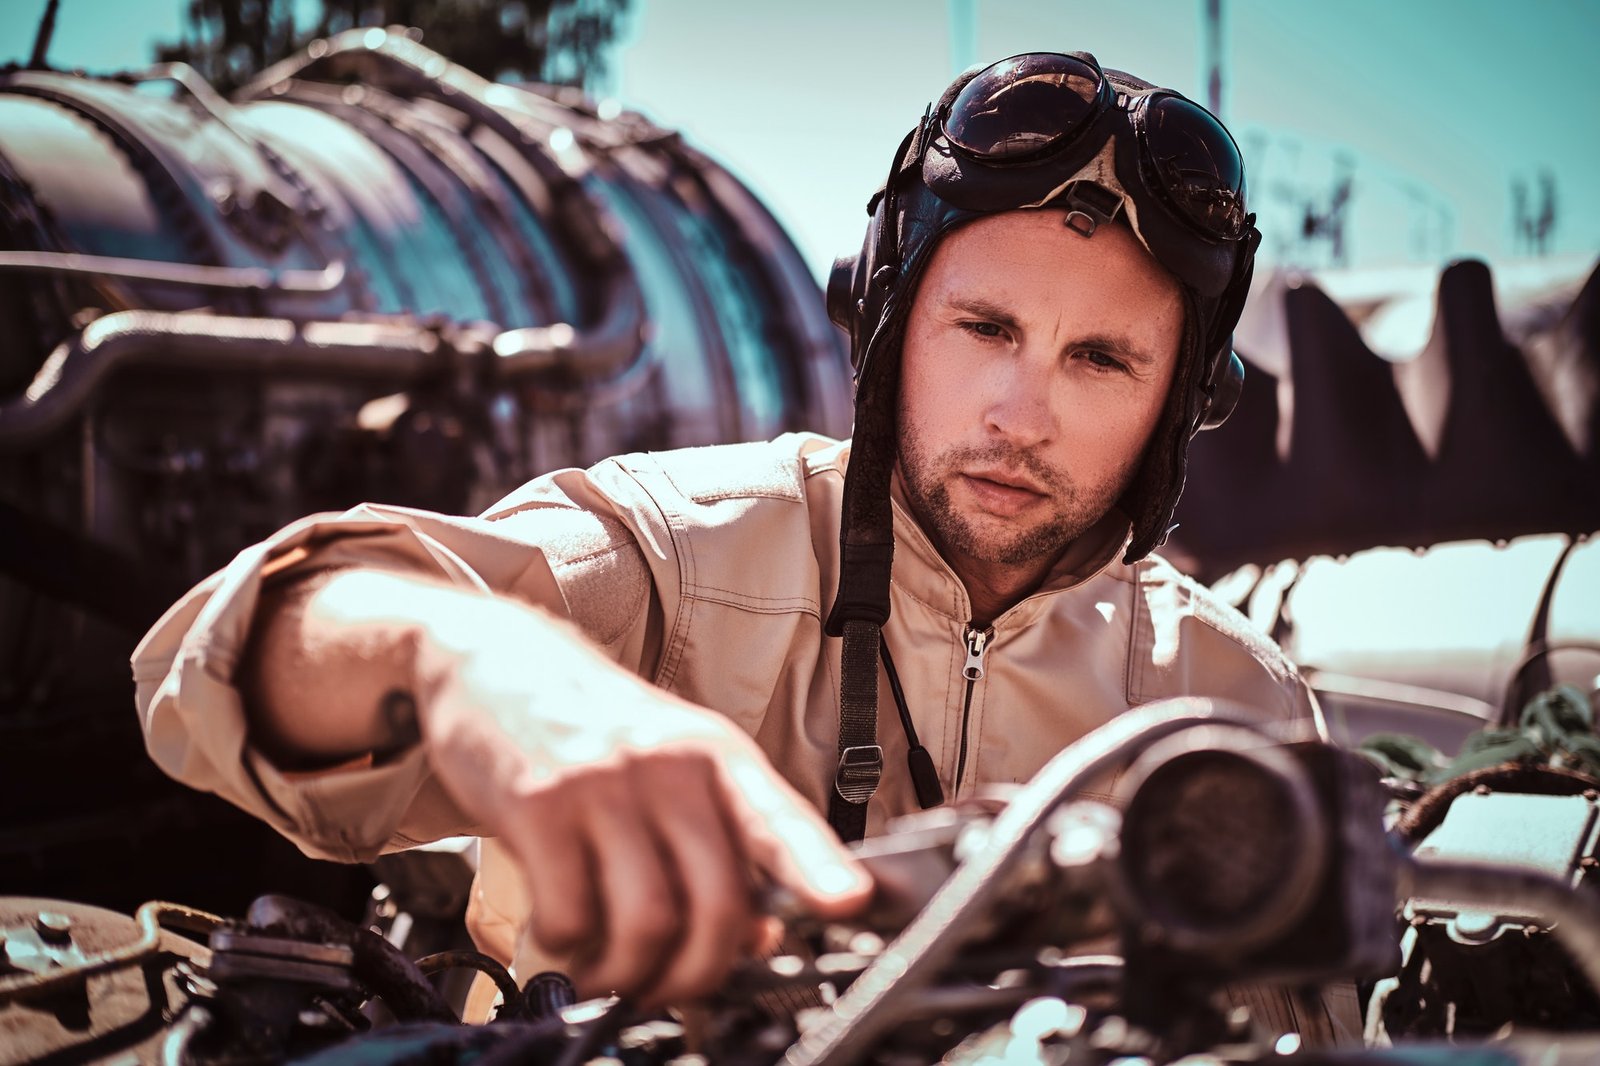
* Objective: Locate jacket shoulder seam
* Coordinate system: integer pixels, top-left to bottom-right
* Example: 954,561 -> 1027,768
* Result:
624,441 -> 809,506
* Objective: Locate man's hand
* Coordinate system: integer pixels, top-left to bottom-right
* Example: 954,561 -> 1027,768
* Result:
428,702 -> 869,1006
256,569 -> 871,1007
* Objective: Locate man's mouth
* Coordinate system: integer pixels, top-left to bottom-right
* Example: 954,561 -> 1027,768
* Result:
959,468 -> 1048,514
965,467 -> 1047,494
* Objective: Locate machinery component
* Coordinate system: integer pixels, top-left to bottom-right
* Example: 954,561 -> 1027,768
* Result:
1375,787 -> 1600,1038
782,700 -> 1400,1066
1114,728 -> 1400,998
0,29 -> 850,919
0,899 -> 220,1003
1113,724 -> 1330,959
1357,679 -> 1600,1042
16,713 -> 1600,1064
0,897 -> 212,1065
1171,258 -> 1600,576
0,29 -> 849,591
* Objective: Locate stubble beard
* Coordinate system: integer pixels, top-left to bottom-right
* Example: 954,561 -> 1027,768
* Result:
897,432 -> 1135,568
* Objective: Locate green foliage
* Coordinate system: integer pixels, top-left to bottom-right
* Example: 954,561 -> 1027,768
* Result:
1358,685 -> 1600,786
152,0 -> 628,95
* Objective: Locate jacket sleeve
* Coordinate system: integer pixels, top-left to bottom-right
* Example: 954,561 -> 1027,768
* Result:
131,462 -> 668,864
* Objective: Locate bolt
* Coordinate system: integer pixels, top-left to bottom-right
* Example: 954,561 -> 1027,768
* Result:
1474,784 -> 1492,796
1585,789 -> 1598,803
35,912 -> 72,944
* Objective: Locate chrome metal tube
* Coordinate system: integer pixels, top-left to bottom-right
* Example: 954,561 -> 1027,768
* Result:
493,276 -> 647,383
0,251 -> 346,293
785,699 -> 1259,1066
0,309 -> 449,448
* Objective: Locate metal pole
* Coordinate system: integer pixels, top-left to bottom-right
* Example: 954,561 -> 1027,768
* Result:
28,0 -> 61,70
1203,0 -> 1225,119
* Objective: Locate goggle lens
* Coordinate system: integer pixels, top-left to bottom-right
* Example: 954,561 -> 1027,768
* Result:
1141,95 -> 1249,240
942,53 -> 1103,161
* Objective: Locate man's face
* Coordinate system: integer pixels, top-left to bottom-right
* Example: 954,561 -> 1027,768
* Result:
896,208 -> 1184,573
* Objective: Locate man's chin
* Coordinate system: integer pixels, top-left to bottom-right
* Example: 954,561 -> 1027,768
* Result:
937,512 -> 1066,568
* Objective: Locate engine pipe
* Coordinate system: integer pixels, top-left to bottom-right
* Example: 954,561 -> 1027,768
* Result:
0,281 -> 650,449
0,310 -> 451,448
0,250 -> 346,294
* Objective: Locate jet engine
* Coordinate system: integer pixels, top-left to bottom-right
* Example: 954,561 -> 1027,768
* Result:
0,28 -> 851,914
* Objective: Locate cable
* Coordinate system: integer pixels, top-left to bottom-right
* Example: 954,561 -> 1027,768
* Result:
880,636 -> 945,808
414,950 -> 521,1015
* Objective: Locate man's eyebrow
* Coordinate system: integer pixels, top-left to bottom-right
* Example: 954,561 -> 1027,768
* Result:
944,295 -> 1020,331
1076,333 -> 1161,369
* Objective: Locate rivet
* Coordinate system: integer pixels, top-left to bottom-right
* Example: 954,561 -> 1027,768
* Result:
35,912 -> 73,944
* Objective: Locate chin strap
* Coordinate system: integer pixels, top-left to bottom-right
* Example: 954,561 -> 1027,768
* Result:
823,415 -> 896,843
828,618 -> 884,842
824,114 -> 939,843
825,324 -> 900,842
827,620 -> 949,843
823,424 -> 895,843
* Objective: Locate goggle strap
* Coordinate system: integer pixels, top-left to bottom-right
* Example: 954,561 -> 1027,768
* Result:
1205,222 -> 1260,359
876,126 -> 919,272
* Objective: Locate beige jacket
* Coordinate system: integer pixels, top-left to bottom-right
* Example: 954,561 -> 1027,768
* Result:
133,432 -> 1329,1016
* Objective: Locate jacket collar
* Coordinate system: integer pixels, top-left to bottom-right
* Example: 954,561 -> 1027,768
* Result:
886,470 -> 1133,628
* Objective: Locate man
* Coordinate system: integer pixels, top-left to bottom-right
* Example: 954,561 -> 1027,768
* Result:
133,51 -> 1324,1018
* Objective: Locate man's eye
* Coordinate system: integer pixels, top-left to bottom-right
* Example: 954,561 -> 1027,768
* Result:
1083,350 -> 1127,372
962,321 -> 1004,339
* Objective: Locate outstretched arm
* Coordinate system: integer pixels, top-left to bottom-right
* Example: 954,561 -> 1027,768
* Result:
238,566 -> 871,1006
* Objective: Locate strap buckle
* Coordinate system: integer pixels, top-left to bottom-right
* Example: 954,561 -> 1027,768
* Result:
833,744 -> 884,804
1062,181 -> 1122,237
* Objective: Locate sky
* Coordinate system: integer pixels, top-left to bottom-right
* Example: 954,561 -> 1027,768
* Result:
604,0 -> 1600,280
4,0 -> 1598,283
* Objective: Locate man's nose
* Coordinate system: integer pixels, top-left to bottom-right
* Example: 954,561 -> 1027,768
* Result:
981,358 -> 1056,446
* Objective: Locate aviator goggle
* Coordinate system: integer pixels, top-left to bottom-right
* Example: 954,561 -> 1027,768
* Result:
919,51 -> 1256,298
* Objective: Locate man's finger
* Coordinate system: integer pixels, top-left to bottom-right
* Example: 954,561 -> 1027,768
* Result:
717,750 -> 873,919
636,752 -> 759,1004
498,793 -> 600,957
572,768 -> 684,998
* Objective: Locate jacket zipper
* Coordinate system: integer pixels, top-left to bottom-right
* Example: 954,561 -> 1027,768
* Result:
953,623 -> 994,795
